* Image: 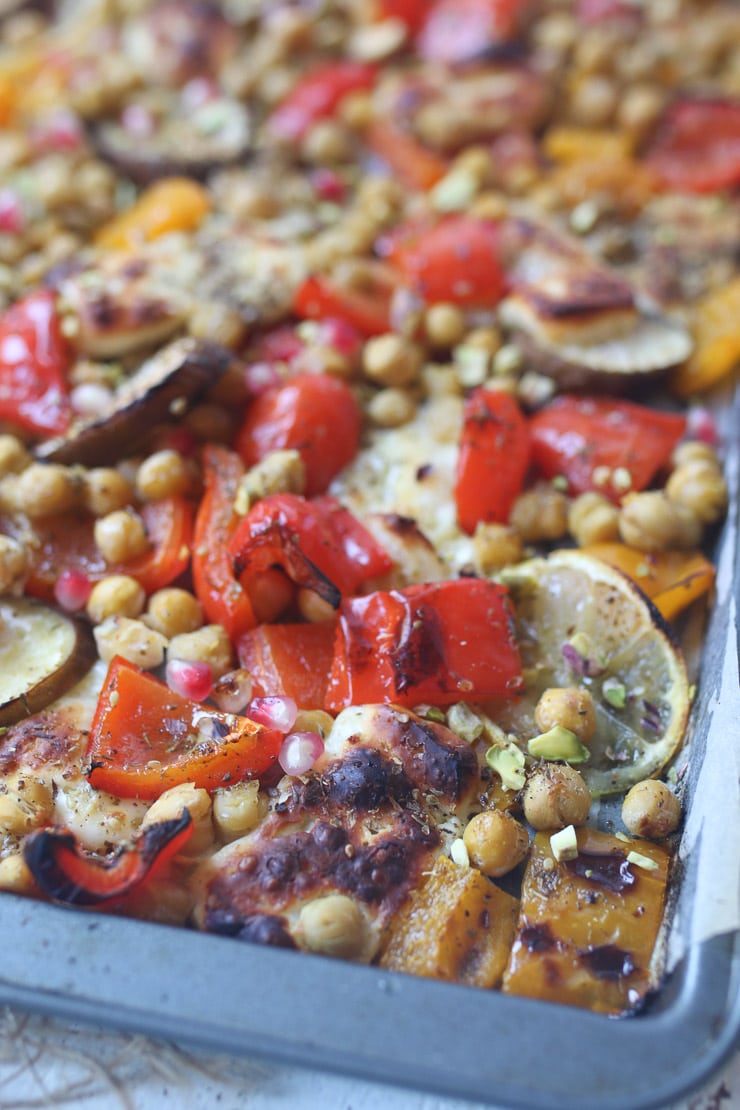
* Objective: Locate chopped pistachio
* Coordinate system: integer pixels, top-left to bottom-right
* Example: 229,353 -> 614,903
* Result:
550,824 -> 578,862
636,562 -> 651,578
447,702 -> 484,744
612,466 -> 633,493
418,704 -> 446,724
627,850 -> 659,873
602,677 -> 627,709
485,742 -> 526,791
569,199 -> 600,235
453,344 -> 490,386
527,725 -> 590,764
492,343 -> 523,377
551,474 -> 569,492
450,837 -> 470,868
615,831 -> 631,843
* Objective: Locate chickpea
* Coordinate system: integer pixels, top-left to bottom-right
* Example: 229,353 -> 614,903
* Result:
510,485 -> 569,543
297,587 -> 338,624
366,387 -> 416,428
672,441 -> 719,469
82,467 -> 134,517
568,491 -> 620,547
299,894 -> 368,960
0,853 -> 35,894
464,326 -> 503,356
424,303 -> 466,349
87,575 -> 145,623
0,434 -> 30,477
301,119 -> 353,164
213,781 -> 268,842
622,780 -> 681,839
0,534 -> 29,594
293,709 -> 335,737
3,463 -> 81,517
94,616 -> 167,669
523,764 -> 592,830
363,333 -> 423,387
470,191 -> 509,222
135,449 -> 191,502
168,623 -> 234,679
570,75 -> 618,126
142,782 -> 213,856
472,523 -> 523,575
145,588 -> 204,639
665,460 -> 728,525
617,84 -> 666,137
463,810 -> 529,878
94,508 -> 149,564
0,776 -> 53,834
534,687 -> 597,745
187,302 -> 245,350
618,492 -> 703,552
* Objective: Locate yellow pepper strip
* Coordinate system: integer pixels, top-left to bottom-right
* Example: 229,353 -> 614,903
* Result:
543,126 -> 634,164
584,543 -> 715,622
95,178 -> 212,251
672,277 -> 740,398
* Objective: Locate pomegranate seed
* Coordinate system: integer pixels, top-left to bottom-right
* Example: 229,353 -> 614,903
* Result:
315,316 -> 362,358
310,168 -> 346,202
278,730 -> 324,776
121,104 -> 156,138
166,659 -> 214,702
0,190 -> 24,235
244,361 -> 283,397
686,406 -> 720,447
54,569 -> 92,612
211,668 -> 253,714
255,326 -> 305,364
181,77 -> 218,111
247,695 -> 297,733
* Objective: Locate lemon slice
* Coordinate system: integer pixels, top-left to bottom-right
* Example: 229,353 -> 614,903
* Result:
495,550 -> 690,796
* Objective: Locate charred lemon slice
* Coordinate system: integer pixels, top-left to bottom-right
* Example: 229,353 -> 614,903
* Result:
495,550 -> 690,796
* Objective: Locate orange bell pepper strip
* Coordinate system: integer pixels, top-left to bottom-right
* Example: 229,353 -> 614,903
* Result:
585,543 -> 715,621
365,121 -> 448,192
95,177 -> 212,251
672,277 -> 740,397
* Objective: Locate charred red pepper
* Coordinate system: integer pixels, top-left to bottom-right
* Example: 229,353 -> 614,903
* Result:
23,812 -> 193,906
229,493 -> 394,608
385,216 -> 507,308
237,621 -> 337,709
87,656 -> 282,799
294,264 -> 398,337
0,289 -> 72,436
455,388 -> 530,534
325,578 -> 523,712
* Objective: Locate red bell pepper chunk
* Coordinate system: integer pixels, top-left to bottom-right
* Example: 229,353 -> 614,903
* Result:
294,264 -> 398,337
20,496 -> 193,602
529,396 -> 686,503
237,621 -> 337,709
325,578 -> 523,712
644,98 -> 740,194
87,657 -> 282,799
268,61 -> 377,142
193,446 -> 256,640
229,493 -> 394,606
235,373 -> 362,497
23,812 -> 193,906
385,216 -> 507,308
0,289 -> 72,436
455,389 -> 530,534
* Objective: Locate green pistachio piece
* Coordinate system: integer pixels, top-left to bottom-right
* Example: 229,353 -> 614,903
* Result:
446,702 -> 484,744
527,725 -> 590,764
485,742 -> 526,791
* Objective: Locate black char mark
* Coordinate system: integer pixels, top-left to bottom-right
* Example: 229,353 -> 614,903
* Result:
580,944 -> 636,981
395,717 -> 478,802
568,852 -> 636,894
294,747 -> 413,813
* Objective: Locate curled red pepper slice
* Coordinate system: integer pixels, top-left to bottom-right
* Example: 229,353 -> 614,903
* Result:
23,811 -> 193,906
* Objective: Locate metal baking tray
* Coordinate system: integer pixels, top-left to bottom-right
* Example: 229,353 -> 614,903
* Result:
0,393 -> 738,1108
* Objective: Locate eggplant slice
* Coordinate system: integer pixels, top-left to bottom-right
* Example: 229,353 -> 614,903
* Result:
0,598 -> 96,727
37,336 -> 231,466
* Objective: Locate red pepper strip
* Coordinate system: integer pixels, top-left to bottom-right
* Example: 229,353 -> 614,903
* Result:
294,266 -> 397,337
268,61 -> 377,142
23,812 -> 193,906
87,657 -> 282,799
229,493 -> 394,604
237,621 -> 338,709
0,289 -> 72,436
193,445 -> 256,639
455,388 -> 530,534
326,578 -> 523,712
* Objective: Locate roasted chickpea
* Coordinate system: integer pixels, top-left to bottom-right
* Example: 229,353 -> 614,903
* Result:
366,387 -> 416,428
672,441 -> 719,469
82,467 -> 134,516
94,508 -> 149,564
297,587 -> 337,623
0,776 -> 53,834
213,781 -> 267,842
135,449 -> 191,501
568,491 -> 620,547
142,782 -> 213,855
472,523 -> 523,575
4,463 -> 81,517
463,810 -> 529,877
665,460 -> 728,525
87,575 -> 145,623
619,492 -> 703,552
0,534 -> 29,594
145,588 -> 204,639
0,435 -> 31,476
534,687 -> 597,745
510,485 -> 569,543
94,616 -> 167,669
523,764 -> 592,830
363,333 -> 423,387
0,854 -> 35,894
424,303 -> 466,348
299,894 -> 368,960
622,780 -> 681,839
168,623 -> 234,679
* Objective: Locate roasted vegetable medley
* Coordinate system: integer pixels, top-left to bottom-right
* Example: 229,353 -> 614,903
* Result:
0,0 -> 738,1017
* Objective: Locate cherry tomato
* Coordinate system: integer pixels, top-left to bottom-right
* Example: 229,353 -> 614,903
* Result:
417,0 -> 526,65
326,579 -> 523,712
21,497 -> 193,601
237,621 -> 337,709
268,61 -> 377,142
192,446 -> 256,640
294,264 -> 398,337
455,389 -> 530,534
386,216 -> 507,308
236,373 -> 362,497
87,656 -> 282,799
529,396 -> 686,502
644,98 -> 740,194
0,290 -> 72,436
229,493 -> 394,604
